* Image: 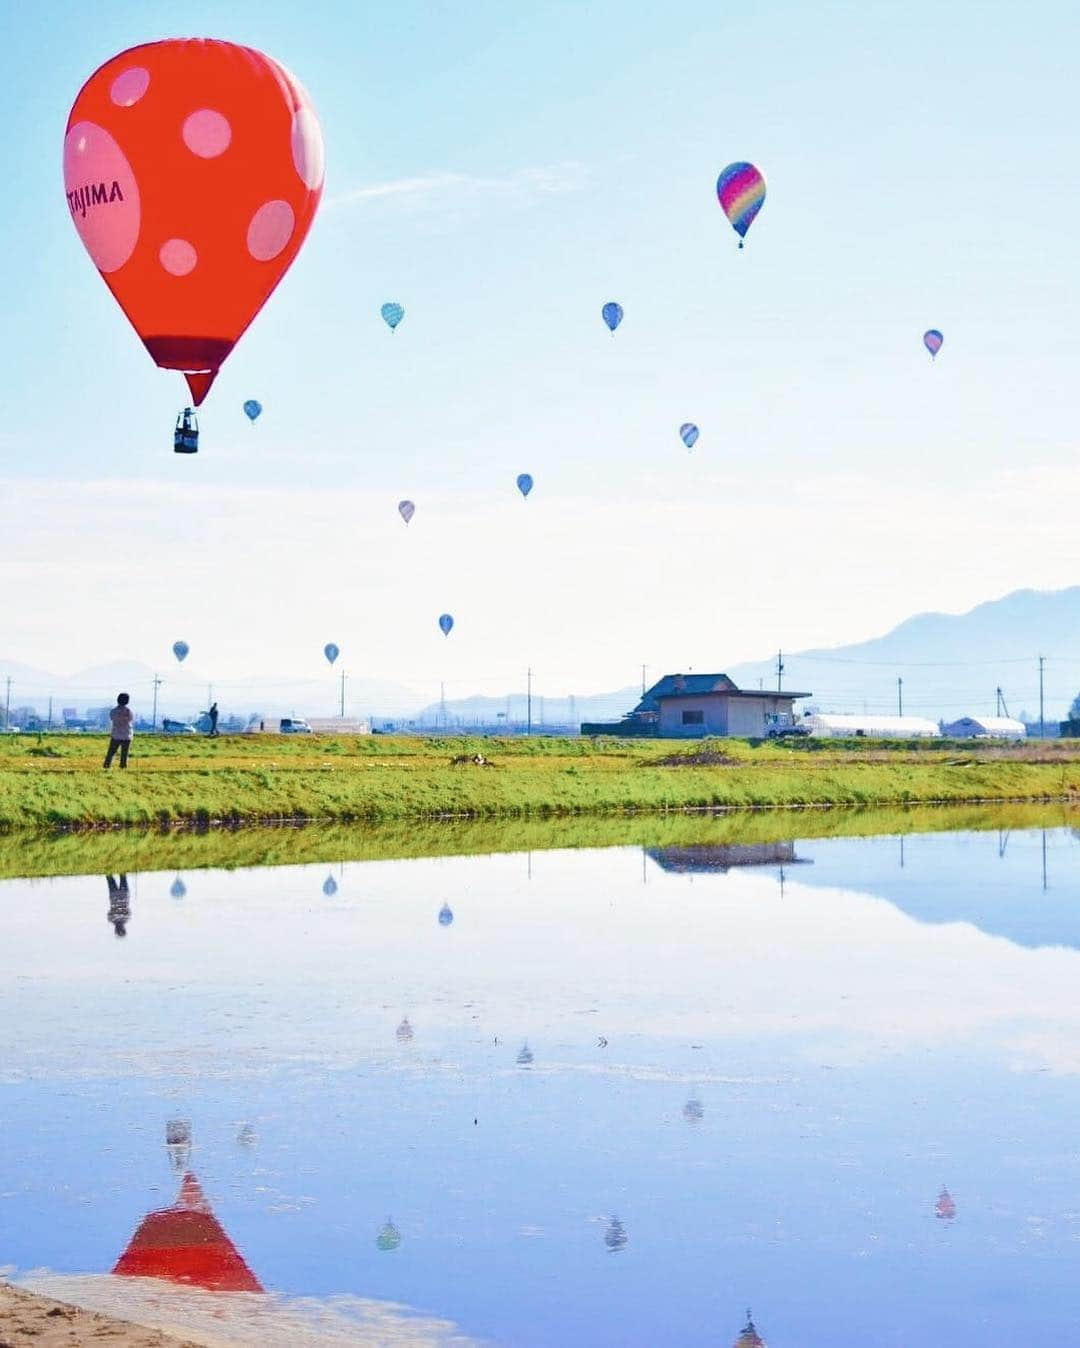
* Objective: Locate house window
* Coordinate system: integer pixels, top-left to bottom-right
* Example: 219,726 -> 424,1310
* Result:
682,709 -> 704,725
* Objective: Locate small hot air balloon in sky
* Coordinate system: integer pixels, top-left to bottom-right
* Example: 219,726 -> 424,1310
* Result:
380,302 -> 404,331
516,473 -> 534,499
924,329 -> 944,359
602,301 -> 623,332
716,162 -> 767,247
680,423 -> 699,449
438,902 -> 454,926
438,613 -> 454,637
376,1219 -> 402,1251
936,1186 -> 957,1220
324,642 -> 339,665
322,874 -> 338,897
64,40 -> 324,408
398,499 -> 415,525
172,640 -> 189,663
170,876 -> 187,900
243,399 -> 262,422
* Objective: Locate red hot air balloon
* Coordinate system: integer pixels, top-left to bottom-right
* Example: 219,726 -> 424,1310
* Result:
936,1186 -> 957,1220
63,40 -> 324,407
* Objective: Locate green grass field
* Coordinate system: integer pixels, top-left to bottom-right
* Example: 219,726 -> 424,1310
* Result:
0,730 -> 1076,830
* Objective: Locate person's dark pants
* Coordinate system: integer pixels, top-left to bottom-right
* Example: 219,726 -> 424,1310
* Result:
104,738 -> 130,769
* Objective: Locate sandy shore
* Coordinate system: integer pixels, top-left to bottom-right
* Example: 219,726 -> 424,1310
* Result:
0,1282 -> 200,1346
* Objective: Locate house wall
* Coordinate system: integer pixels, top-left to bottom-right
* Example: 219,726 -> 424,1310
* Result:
659,696 -> 795,737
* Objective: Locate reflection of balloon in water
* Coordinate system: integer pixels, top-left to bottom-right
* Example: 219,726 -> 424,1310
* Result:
170,876 -> 187,900
236,1123 -> 257,1147
64,40 -> 324,407
438,613 -> 454,637
398,499 -> 415,525
602,301 -> 623,332
923,329 -> 944,359
242,399 -> 262,422
165,1117 -> 192,1173
324,642 -> 339,665
380,302 -> 404,331
172,640 -> 189,663
716,162 -> 767,247
376,1219 -> 402,1251
516,473 -> 534,499
733,1310 -> 765,1347
683,1099 -> 704,1123
936,1186 -> 957,1220
438,902 -> 454,927
680,423 -> 699,450
604,1216 -> 628,1251
396,1016 -> 414,1042
322,874 -> 338,897
516,1042 -> 534,1066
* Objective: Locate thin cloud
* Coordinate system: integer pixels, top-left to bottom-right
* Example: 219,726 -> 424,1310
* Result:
327,162 -> 587,210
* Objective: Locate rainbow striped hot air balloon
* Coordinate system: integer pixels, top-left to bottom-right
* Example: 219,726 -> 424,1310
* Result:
716,162 -> 766,248
924,329 -> 944,360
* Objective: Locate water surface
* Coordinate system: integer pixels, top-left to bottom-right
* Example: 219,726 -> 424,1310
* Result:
2,818 -> 1079,1345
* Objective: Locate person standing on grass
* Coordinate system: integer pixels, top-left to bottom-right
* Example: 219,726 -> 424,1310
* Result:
208,702 -> 219,737
104,692 -> 134,769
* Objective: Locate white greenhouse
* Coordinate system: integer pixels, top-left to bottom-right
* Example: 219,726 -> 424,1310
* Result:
942,715 -> 1026,740
803,713 -> 941,739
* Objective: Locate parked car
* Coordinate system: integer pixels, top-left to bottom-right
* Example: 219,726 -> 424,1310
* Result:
161,718 -> 197,735
280,717 -> 313,734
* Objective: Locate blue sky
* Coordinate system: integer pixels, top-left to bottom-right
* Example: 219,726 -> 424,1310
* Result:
2,0 -> 1078,693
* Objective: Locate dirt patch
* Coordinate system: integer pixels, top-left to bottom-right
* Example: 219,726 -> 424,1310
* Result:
651,749 -> 741,767
0,1283 -> 200,1346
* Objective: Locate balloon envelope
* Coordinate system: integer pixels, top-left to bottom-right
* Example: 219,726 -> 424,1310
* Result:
380,302 -> 404,331
438,902 -> 454,926
64,40 -> 324,406
242,399 -> 262,421
438,613 -> 454,637
172,640 -> 189,663
323,642 -> 339,665
679,423 -> 699,449
716,162 -> 766,244
398,499 -> 415,525
516,473 -> 533,498
924,328 -> 944,358
601,301 -> 623,332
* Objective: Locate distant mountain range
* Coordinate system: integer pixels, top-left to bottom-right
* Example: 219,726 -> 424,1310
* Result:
2,586 -> 1078,726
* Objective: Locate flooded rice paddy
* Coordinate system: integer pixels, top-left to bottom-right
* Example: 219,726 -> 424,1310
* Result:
2,814 -> 1080,1345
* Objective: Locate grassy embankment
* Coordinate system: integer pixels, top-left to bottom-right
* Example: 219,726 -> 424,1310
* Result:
0,731 -> 1076,831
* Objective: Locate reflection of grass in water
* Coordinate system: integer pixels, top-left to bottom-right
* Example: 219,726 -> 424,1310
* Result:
0,733 -> 1077,831
0,800 -> 1074,882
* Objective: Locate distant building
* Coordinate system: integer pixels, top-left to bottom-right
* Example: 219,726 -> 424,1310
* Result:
942,715 -> 1026,740
803,712 -> 940,739
647,842 -> 807,873
582,673 -> 811,739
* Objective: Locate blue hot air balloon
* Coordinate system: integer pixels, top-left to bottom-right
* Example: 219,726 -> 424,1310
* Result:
324,643 -> 340,665
438,902 -> 454,926
439,613 -> 454,637
398,499 -> 415,525
172,640 -> 189,663
923,329 -> 944,359
242,399 -> 262,422
516,473 -> 533,499
679,423 -> 699,450
322,874 -> 338,897
380,302 -> 404,332
602,301 -> 623,332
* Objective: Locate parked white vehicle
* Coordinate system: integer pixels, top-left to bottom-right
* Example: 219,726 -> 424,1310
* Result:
280,717 -> 313,734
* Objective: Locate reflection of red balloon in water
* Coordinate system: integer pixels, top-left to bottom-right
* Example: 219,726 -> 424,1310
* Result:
113,1172 -> 263,1292
64,40 -> 324,405
936,1186 -> 957,1220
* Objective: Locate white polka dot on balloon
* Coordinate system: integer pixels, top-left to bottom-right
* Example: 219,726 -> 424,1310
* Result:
246,200 -> 295,261
290,107 -> 325,190
110,67 -> 150,107
182,109 -> 232,158
159,238 -> 197,276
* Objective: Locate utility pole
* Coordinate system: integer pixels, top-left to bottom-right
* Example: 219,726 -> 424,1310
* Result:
527,667 -> 533,736
151,675 -> 162,730
47,696 -> 53,730
2,677 -> 10,731
339,669 -> 346,718
996,685 -> 1002,717
641,664 -> 647,697
897,676 -> 903,717
776,650 -> 784,692
1038,655 -> 1045,739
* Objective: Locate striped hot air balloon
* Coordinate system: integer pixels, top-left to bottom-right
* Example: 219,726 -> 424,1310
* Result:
716,162 -> 767,247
